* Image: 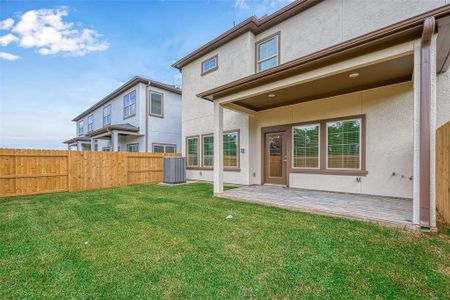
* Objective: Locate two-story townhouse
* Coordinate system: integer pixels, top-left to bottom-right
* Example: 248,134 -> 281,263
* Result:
64,76 -> 182,153
173,0 -> 450,229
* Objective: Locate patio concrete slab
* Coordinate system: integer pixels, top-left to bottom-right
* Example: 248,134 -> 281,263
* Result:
218,185 -> 415,230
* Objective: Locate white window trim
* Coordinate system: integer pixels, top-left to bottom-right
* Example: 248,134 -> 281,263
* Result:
256,33 -> 279,72
78,120 -> 84,136
103,105 -> 111,127
325,118 -> 362,171
123,90 -> 136,119
126,143 -> 139,152
152,143 -> 176,153
149,91 -> 164,118
291,123 -> 321,170
87,114 -> 94,132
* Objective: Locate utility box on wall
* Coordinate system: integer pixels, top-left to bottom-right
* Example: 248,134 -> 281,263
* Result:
163,157 -> 186,184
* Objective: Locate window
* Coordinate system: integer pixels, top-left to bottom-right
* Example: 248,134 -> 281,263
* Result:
292,124 -> 320,168
87,115 -> 94,132
103,105 -> 111,126
256,33 -> 279,72
186,137 -> 199,167
94,140 -> 98,151
153,144 -> 176,153
150,91 -> 163,117
78,120 -> 84,136
127,143 -> 139,152
202,135 -> 214,167
198,131 -> 240,169
224,131 -> 238,168
201,55 -> 218,75
327,119 -> 361,170
123,90 -> 136,118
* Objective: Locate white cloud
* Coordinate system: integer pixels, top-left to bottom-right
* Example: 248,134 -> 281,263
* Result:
0,52 -> 20,61
234,0 -> 295,16
0,18 -> 14,30
234,0 -> 250,10
0,8 -> 108,57
0,33 -> 19,46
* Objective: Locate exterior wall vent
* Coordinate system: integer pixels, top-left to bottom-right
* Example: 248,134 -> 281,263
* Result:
163,157 -> 186,184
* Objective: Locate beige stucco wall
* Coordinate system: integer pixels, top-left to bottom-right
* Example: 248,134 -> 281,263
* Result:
436,71 -> 450,128
181,0 -> 450,195
249,82 -> 414,198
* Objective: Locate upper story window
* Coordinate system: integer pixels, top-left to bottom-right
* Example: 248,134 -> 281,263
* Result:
103,105 -> 111,126
87,115 -> 94,132
201,55 -> 218,75
149,91 -> 163,118
256,32 -> 279,72
78,120 -> 84,136
123,90 -> 136,118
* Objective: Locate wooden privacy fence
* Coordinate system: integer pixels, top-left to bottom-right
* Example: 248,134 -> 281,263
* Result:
0,149 -> 179,198
437,121 -> 450,226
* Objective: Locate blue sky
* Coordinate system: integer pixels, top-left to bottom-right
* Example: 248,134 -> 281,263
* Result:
0,0 -> 291,149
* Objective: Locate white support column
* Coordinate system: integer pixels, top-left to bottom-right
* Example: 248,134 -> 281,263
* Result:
112,131 -> 119,152
91,138 -> 95,151
213,101 -> 224,195
430,33 -> 437,229
413,18 -> 437,230
413,40 -> 421,226
76,141 -> 82,151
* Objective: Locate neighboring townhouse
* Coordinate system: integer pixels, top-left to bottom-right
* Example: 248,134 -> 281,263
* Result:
64,76 -> 182,153
173,0 -> 450,229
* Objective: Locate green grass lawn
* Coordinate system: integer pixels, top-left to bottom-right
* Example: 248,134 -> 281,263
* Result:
1,183 -> 449,299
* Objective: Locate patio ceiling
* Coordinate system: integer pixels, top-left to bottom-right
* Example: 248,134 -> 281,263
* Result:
232,54 -> 413,111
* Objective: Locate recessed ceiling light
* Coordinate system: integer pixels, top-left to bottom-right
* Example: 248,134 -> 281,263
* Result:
268,93 -> 276,98
349,72 -> 359,78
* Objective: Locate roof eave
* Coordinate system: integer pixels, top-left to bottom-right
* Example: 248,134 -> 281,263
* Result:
72,76 -> 180,122
172,0 -> 324,70
197,4 -> 450,100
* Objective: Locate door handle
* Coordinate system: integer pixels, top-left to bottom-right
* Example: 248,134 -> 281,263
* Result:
283,155 -> 287,162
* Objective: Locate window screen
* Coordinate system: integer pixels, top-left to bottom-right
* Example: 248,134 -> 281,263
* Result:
187,137 -> 199,167
257,35 -> 279,72
203,135 -> 214,167
123,90 -> 136,118
150,92 -> 163,117
202,56 -> 218,74
327,119 -> 361,169
223,131 -> 238,167
293,124 -> 319,168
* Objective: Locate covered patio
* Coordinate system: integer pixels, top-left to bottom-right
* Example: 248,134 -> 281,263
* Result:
87,123 -> 141,151
219,185 -> 414,229
198,12 -> 450,230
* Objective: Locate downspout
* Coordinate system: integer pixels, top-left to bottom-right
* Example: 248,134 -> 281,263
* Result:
145,81 -> 150,152
419,17 -> 435,229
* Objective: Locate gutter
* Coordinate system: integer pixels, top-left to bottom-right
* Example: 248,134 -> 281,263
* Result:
419,17 -> 435,229
146,81 -> 150,152
196,4 -> 450,101
172,0 -> 324,69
